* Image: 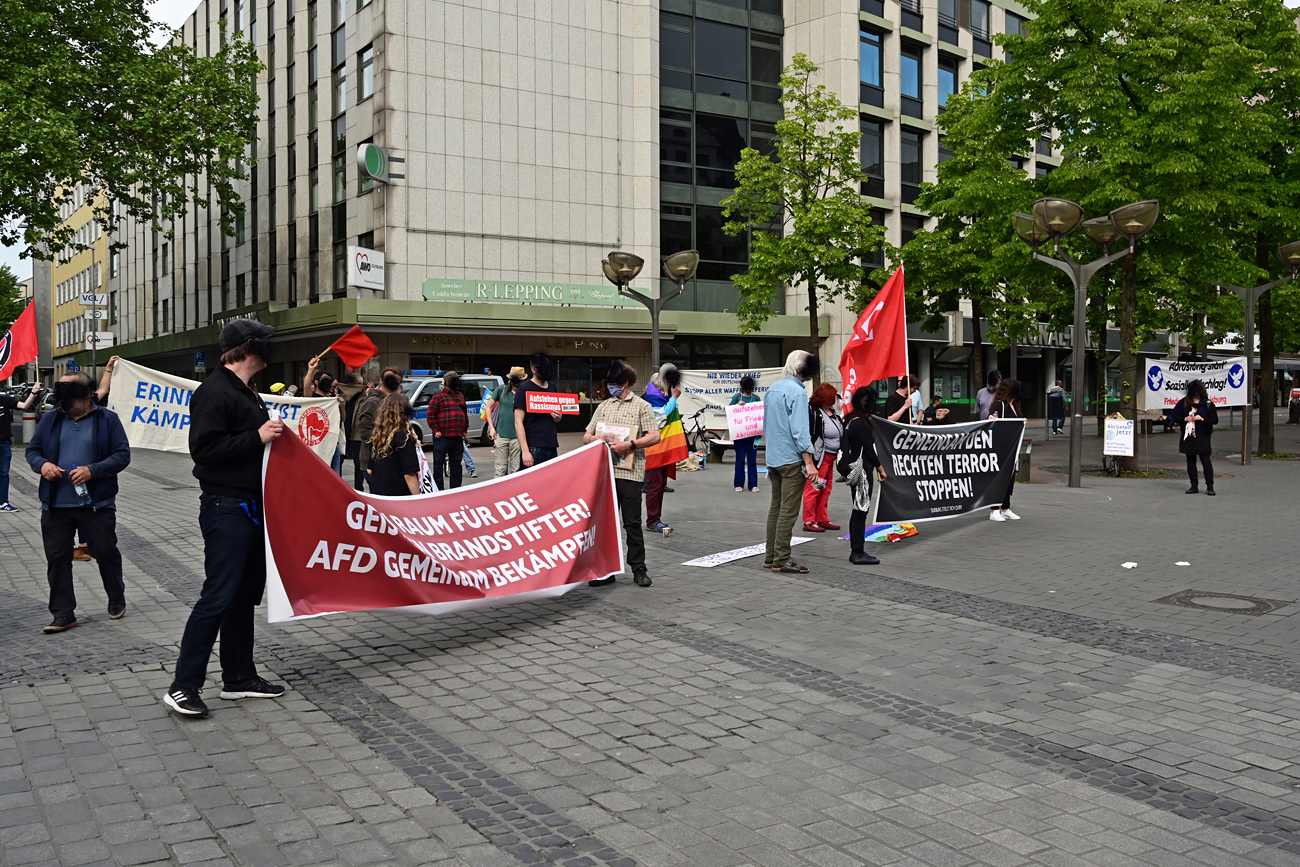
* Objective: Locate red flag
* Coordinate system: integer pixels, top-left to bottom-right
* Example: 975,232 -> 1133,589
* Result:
328,325 -> 379,369
0,301 -> 39,382
839,266 -> 907,409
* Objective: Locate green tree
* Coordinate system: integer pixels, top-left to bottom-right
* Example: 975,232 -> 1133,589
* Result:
722,54 -> 888,364
0,0 -> 262,258
901,0 -> 1300,459
0,265 -> 23,334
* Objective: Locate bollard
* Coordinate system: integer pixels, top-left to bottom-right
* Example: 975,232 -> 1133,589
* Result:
1016,439 -> 1033,483
22,410 -> 36,443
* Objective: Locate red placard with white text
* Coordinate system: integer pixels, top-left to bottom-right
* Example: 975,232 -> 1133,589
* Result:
525,392 -> 581,414
261,432 -> 624,621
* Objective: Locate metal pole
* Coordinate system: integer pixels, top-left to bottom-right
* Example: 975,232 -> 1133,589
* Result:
91,248 -> 98,381
1243,293 -> 1254,466
650,298 -> 660,374
1069,272 -> 1086,488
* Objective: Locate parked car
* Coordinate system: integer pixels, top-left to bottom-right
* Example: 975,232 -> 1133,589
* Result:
401,372 -> 504,447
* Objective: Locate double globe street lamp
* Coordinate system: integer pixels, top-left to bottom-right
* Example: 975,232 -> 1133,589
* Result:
1214,240 -> 1300,465
1013,198 -> 1160,488
602,249 -> 701,373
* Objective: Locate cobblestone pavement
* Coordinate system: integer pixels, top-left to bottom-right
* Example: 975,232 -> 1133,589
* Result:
4,436 -> 1300,867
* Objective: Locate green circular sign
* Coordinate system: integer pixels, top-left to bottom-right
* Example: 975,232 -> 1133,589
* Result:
363,144 -> 387,179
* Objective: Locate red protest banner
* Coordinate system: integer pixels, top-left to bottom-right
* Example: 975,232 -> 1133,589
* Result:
525,391 -> 580,414
262,432 -> 624,621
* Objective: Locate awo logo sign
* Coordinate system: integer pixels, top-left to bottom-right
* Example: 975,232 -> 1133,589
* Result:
348,246 -> 385,291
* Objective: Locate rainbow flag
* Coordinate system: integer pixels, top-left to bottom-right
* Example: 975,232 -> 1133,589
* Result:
646,397 -> 689,475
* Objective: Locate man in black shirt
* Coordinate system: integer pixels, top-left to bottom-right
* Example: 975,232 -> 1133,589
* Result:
515,351 -> 563,468
882,375 -> 919,423
164,319 -> 286,718
0,382 -> 42,511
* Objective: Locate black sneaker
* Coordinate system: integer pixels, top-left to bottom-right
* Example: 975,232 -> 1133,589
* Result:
219,676 -> 286,700
108,601 -> 127,619
633,574 -> 653,587
163,688 -> 209,717
43,615 -> 78,634
588,576 -> 616,587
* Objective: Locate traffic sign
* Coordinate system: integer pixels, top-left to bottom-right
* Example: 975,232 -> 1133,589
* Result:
80,293 -> 107,306
194,351 -> 207,372
84,309 -> 107,321
67,363 -> 81,372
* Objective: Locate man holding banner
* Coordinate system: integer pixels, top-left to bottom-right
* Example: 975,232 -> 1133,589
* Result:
164,319 -> 287,718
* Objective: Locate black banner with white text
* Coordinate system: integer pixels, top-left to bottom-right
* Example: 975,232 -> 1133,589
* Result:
872,417 -> 1025,523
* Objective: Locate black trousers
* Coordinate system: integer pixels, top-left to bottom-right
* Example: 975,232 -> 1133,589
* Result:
1187,454 -> 1214,486
42,507 -> 125,619
615,478 -> 647,578
1002,475 -> 1015,510
433,436 -> 464,489
347,440 -> 364,490
171,495 -> 265,691
848,479 -> 873,552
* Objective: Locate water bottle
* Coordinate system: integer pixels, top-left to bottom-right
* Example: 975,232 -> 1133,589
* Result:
72,466 -> 92,506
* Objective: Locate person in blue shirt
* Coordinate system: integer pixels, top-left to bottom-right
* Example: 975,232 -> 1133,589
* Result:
26,371 -> 132,633
762,351 -> 819,573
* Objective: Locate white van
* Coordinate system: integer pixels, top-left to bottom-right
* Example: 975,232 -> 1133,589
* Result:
401,372 -> 504,447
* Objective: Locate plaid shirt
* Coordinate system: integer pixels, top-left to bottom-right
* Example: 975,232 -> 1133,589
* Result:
426,388 -> 469,438
586,395 -> 656,482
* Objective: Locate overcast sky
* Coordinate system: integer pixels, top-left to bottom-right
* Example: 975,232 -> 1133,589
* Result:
4,0 -> 1299,285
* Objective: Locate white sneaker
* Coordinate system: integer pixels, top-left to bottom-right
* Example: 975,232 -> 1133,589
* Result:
1002,509 -> 1020,520
989,509 -> 1006,522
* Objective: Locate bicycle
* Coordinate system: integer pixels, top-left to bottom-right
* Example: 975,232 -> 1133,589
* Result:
683,409 -> 722,456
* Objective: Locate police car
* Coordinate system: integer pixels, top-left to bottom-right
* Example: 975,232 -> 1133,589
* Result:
401,371 -> 504,447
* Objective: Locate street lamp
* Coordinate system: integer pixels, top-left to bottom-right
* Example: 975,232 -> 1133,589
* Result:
603,249 -> 699,373
1213,241 -> 1300,466
1014,198 -> 1160,488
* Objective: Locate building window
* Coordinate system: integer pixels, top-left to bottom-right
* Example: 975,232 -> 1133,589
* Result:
1036,136 -> 1052,156
310,166 -> 319,211
900,44 -> 923,118
971,0 -> 992,55
695,114 -> 746,189
694,20 -> 747,100
860,119 -> 884,198
751,33 -> 780,104
901,214 -> 927,247
358,0 -> 370,10
661,112 -> 692,186
308,45 -> 318,82
332,67 -> 347,114
695,206 -> 748,281
938,136 -> 954,163
357,230 -> 374,248
110,252 -> 119,277
937,0 -> 958,41
860,28 -> 883,106
1035,163 -> 1055,177
358,44 -> 373,100
288,221 -> 298,303
900,129 -> 923,204
333,115 -> 346,154
898,0 -> 923,30
660,13 -> 691,91
236,273 -> 246,307
938,56 -> 958,110
333,153 -> 346,203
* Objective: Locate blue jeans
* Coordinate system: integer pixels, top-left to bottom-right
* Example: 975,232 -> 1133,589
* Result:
463,447 -> 476,474
171,495 -> 266,691
733,437 -> 758,489
526,447 -> 558,470
0,439 -> 10,504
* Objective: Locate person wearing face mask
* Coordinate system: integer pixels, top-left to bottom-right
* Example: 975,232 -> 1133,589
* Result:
163,319 -> 286,718
26,371 -> 132,633
303,357 -> 348,475
353,366 -> 403,490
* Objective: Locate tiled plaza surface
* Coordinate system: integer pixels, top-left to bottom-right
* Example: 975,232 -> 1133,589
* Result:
4,417 -> 1300,867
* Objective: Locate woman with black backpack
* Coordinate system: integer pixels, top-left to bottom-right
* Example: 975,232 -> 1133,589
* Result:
837,387 -> 888,565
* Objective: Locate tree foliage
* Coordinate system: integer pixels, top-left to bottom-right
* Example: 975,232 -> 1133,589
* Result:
0,265 -> 23,335
722,54 -> 888,352
0,0 -> 262,259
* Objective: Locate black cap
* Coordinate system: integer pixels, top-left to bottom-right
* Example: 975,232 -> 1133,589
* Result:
219,318 -> 276,352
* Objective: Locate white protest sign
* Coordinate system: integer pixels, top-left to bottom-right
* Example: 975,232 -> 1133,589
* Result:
109,358 -> 342,463
678,368 -> 811,431
1104,417 -> 1134,457
725,402 -> 765,440
680,537 -> 813,568
1141,356 -> 1248,411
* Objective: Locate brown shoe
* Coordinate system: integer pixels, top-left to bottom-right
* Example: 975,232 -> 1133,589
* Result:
72,546 -> 92,562
775,561 -> 809,574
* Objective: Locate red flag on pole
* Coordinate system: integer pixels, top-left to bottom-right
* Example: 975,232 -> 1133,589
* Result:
838,266 -> 907,409
327,325 -> 380,369
0,301 -> 39,382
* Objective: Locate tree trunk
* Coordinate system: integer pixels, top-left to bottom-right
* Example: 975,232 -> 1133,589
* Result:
970,298 -> 985,418
1257,232 -> 1276,455
807,273 -> 821,387
1119,252 -> 1139,471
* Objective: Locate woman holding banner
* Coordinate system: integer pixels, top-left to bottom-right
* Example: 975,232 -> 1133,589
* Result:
729,376 -> 761,492
987,379 -> 1023,521
367,394 -> 421,496
803,384 -> 844,532
838,387 -> 887,565
1172,380 -> 1218,495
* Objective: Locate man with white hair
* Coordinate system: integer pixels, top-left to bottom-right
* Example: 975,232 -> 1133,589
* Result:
763,350 -> 820,573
